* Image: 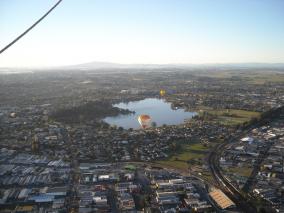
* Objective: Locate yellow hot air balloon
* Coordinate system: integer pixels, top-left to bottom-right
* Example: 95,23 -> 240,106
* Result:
160,89 -> 166,97
138,115 -> 151,129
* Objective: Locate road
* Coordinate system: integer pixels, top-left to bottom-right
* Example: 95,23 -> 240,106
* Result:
208,133 -> 258,213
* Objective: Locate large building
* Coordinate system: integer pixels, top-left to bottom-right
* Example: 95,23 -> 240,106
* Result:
209,189 -> 235,210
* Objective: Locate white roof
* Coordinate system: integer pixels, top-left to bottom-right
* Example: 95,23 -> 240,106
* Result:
93,196 -> 107,202
241,137 -> 254,142
235,146 -> 244,150
98,175 -> 109,179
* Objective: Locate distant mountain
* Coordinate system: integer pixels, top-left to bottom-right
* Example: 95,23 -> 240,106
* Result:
63,61 -> 184,70
61,61 -> 284,71
58,61 -> 284,70
1,62 -> 284,73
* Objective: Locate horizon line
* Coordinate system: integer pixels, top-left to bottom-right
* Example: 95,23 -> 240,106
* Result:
1,61 -> 284,69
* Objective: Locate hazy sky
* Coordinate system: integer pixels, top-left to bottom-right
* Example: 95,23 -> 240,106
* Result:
0,0 -> 284,67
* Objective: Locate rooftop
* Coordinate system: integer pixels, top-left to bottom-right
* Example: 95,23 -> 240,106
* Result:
209,189 -> 235,209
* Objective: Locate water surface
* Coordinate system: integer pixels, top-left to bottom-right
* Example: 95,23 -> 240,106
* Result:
104,98 -> 197,129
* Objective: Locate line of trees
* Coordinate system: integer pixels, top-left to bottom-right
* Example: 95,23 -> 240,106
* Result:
52,101 -> 133,124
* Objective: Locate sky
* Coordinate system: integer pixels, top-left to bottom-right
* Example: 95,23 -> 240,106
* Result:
0,0 -> 284,67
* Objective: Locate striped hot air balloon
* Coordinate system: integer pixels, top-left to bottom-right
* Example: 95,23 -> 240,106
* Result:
138,115 -> 151,129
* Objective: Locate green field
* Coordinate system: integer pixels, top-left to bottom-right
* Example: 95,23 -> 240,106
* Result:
156,141 -> 210,170
199,108 -> 260,126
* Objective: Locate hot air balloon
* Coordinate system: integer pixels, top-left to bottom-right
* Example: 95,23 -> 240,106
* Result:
160,89 -> 166,97
138,115 -> 151,129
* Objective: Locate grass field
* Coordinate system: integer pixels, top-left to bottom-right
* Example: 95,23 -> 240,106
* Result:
156,141 -> 210,170
246,73 -> 284,84
225,166 -> 252,177
192,70 -> 284,85
199,108 -> 260,126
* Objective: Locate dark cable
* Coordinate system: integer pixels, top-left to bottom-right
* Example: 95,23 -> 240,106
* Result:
0,0 -> 62,55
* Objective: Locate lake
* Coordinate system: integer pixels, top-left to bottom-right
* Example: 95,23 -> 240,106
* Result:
103,98 -> 197,129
